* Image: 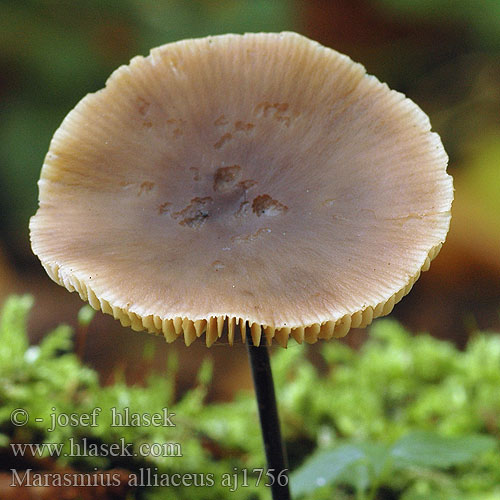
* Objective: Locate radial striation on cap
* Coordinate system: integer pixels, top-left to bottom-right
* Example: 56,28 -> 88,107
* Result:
30,32 -> 453,347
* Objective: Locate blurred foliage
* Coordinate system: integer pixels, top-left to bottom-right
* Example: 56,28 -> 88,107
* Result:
375,0 -> 500,49
0,0 -> 297,252
1,295 -> 500,499
292,433 -> 496,499
458,132 -> 500,232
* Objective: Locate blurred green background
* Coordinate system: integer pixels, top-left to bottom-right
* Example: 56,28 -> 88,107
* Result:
0,0 -> 499,396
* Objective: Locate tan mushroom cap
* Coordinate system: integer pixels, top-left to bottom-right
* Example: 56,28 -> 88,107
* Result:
30,32 -> 453,347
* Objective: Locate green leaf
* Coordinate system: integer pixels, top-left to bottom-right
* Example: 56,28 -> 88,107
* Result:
38,324 -> 73,359
391,431 -> 497,468
0,433 -> 9,447
0,295 -> 33,368
290,444 -> 365,497
77,305 -> 96,327
338,442 -> 392,493
197,358 -> 213,386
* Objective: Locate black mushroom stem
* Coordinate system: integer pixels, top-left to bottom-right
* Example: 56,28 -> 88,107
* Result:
246,325 -> 291,500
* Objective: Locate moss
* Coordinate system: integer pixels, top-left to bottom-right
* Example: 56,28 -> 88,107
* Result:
1,295 -> 499,499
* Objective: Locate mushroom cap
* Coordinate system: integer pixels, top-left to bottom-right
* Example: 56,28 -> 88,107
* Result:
30,32 -> 453,347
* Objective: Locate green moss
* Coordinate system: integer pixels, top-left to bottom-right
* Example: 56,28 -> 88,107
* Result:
1,295 -> 499,499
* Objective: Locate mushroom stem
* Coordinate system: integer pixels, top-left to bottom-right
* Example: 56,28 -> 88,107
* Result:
246,325 -> 291,500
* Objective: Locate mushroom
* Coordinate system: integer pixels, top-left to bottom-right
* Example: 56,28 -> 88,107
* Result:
30,32 -> 453,499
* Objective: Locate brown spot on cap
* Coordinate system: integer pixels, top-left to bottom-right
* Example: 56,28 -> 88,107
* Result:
213,165 -> 242,192
252,194 -> 288,217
